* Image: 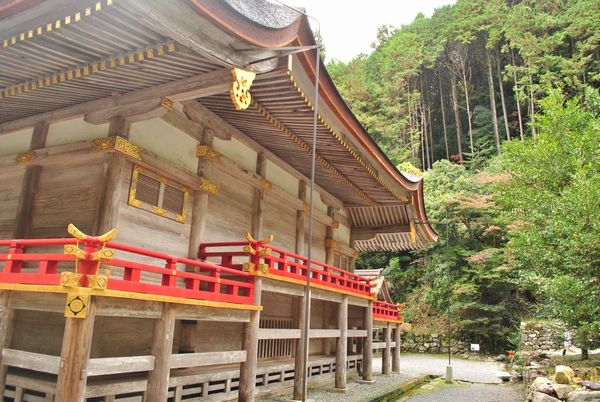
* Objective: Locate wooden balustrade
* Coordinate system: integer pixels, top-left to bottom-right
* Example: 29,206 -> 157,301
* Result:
0,238 -> 255,306
199,240 -> 372,298
372,300 -> 404,322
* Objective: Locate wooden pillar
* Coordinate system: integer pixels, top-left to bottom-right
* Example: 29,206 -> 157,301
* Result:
13,121 -> 48,239
362,301 -> 373,381
325,206 -> 335,266
55,297 -> 96,402
348,237 -> 357,274
295,181 -> 307,255
239,278 -> 262,402
335,295 -> 348,389
251,152 -> 267,239
392,324 -> 401,373
188,129 -> 213,262
107,115 -> 131,137
95,117 -> 130,234
383,322 -> 392,375
95,154 -> 126,234
293,293 -> 307,400
145,303 -> 176,402
0,292 -> 16,400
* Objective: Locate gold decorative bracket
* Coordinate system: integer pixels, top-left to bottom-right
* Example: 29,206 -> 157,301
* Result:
91,136 -> 143,160
409,222 -> 416,244
199,177 -> 218,195
196,145 -> 221,162
230,68 -> 256,110
15,150 -> 36,164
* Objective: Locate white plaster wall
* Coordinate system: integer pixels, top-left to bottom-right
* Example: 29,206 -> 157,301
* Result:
130,119 -> 198,173
266,160 -> 298,198
213,137 -> 257,173
333,223 -> 351,247
46,117 -> 108,147
0,128 -> 33,156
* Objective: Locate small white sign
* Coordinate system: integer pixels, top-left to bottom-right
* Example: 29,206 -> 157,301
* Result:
470,343 -> 480,352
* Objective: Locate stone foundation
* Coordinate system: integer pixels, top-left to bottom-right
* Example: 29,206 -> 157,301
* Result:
520,321 -> 566,352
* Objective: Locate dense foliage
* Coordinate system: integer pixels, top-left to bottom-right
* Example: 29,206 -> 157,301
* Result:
331,0 -> 600,354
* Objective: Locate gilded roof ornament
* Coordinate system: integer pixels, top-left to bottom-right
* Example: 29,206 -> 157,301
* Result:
230,68 -> 256,110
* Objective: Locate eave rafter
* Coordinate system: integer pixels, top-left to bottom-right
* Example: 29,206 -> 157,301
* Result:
1,41 -> 177,99
251,99 -> 377,206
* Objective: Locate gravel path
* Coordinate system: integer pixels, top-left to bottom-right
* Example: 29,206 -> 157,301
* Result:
262,372 -> 423,402
402,383 -> 523,402
262,354 -> 517,401
381,353 -> 511,384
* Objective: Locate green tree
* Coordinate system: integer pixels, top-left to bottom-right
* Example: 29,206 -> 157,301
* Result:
498,87 -> 600,357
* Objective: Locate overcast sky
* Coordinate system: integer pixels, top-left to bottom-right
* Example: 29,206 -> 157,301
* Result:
278,0 -> 456,62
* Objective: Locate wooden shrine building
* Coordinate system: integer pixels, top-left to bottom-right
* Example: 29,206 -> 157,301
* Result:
0,0 -> 437,400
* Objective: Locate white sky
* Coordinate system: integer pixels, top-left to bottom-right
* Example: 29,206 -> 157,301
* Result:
279,0 -> 456,62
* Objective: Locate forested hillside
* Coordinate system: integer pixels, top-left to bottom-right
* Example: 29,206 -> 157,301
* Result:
328,0 -> 600,354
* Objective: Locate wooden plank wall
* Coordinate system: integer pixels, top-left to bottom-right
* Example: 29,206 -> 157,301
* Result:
29,157 -> 105,238
0,170 -> 24,239
205,169 -> 253,242
263,195 -> 296,250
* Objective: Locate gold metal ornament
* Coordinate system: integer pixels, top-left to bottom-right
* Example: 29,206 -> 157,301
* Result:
243,245 -> 257,255
196,145 -> 221,162
259,248 -> 272,257
60,272 -> 82,288
87,274 -> 108,290
260,234 -> 274,244
258,263 -> 269,274
15,150 -> 36,164
242,262 -> 255,273
64,293 -> 89,318
259,178 -> 272,190
245,232 -> 255,243
229,68 -> 256,110
199,177 -> 218,194
91,136 -> 143,160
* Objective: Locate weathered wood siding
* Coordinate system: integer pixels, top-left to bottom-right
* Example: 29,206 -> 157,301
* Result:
0,170 -> 24,238
205,168 -> 253,242
10,310 -> 65,356
263,195 -> 296,251
29,157 -> 104,238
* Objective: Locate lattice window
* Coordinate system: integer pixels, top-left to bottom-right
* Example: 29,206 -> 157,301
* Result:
128,165 -> 188,223
333,252 -> 349,271
258,317 -> 294,359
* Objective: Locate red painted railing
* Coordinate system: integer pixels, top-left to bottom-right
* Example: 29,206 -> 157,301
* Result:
0,238 -> 254,305
199,240 -> 372,298
373,300 -> 404,322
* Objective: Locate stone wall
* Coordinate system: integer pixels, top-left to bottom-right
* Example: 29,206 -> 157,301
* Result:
401,332 -> 470,354
520,320 -> 566,352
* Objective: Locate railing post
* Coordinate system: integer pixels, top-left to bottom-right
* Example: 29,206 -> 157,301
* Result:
383,322 -> 391,375
362,300 -> 373,382
239,277 -> 262,402
335,295 -> 348,390
392,323 -> 401,373
56,297 -> 96,402
145,303 -> 176,402
0,292 -> 15,400
4,243 -> 23,273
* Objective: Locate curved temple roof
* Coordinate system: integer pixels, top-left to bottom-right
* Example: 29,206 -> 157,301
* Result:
0,0 -> 437,251
188,0 -> 438,250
